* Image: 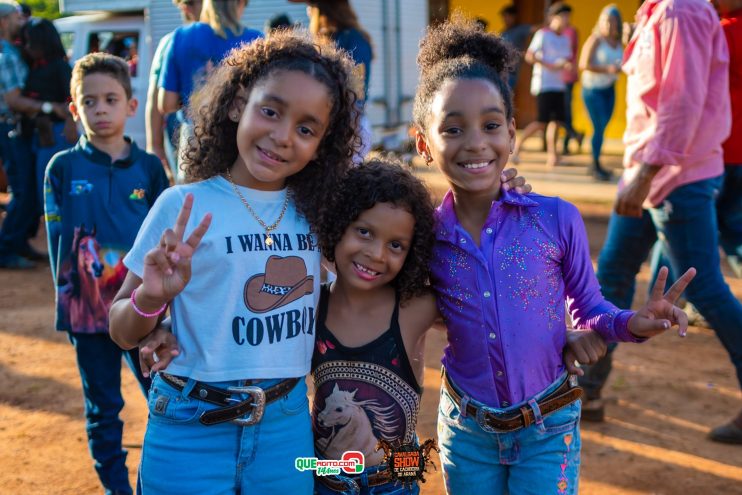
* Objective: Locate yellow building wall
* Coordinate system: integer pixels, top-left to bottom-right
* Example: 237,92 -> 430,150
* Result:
450,0 -> 638,140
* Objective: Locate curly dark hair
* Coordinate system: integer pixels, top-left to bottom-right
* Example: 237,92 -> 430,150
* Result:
413,17 -> 518,130
319,158 -> 435,303
184,30 -> 359,231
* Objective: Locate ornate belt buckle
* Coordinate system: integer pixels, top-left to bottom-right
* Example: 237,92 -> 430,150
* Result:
227,385 -> 266,426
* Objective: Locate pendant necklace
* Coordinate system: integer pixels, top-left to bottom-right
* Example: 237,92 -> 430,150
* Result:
225,169 -> 289,246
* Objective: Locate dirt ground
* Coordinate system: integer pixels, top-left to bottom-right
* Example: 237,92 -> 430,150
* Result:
1,162 -> 742,494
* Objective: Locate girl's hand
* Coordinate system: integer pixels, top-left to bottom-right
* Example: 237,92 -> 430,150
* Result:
138,323 -> 180,377
501,168 -> 532,194
628,266 -> 697,339
138,193 -> 212,308
563,329 -> 608,376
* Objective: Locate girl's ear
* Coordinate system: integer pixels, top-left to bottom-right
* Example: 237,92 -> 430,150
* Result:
508,117 -> 516,151
228,87 -> 248,123
414,129 -> 432,165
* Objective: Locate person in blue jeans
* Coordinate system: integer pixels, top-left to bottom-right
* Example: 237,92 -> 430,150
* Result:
578,0 -> 742,446
578,5 -> 623,181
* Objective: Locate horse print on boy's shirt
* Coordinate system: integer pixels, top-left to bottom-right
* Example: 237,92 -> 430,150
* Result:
57,224 -> 127,333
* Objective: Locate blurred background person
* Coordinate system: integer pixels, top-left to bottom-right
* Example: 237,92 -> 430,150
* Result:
158,0 -> 261,177
579,5 -> 623,181
146,0 -> 202,184
713,0 -> 742,285
265,12 -> 293,37
499,4 -> 533,90
558,2 -> 585,155
20,18 -> 77,216
292,0 -> 373,162
512,1 -> 572,168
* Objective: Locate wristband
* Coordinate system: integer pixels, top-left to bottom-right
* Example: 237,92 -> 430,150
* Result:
130,288 -> 168,318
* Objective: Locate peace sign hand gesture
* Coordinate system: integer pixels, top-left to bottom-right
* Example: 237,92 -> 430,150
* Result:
137,193 -> 212,309
628,266 -> 697,339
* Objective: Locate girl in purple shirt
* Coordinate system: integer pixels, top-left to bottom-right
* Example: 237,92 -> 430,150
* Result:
412,19 -> 695,494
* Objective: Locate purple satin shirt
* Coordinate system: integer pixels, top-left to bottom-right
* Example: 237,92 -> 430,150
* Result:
431,190 -> 639,408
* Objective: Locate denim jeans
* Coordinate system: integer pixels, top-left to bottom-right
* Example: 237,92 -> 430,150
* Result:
140,373 -> 314,494
314,463 -> 420,495
717,165 -> 742,258
437,373 -> 582,495
579,176 -> 742,397
68,332 -> 151,495
582,85 -> 616,164
0,124 -> 37,257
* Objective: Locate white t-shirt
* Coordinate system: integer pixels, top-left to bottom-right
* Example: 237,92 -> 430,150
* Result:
581,38 -> 624,89
528,28 -> 572,95
125,176 -> 320,381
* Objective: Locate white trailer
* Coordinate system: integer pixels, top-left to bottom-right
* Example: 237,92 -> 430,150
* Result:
55,0 -> 427,148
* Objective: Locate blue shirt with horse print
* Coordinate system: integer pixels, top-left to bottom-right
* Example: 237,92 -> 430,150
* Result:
44,135 -> 169,334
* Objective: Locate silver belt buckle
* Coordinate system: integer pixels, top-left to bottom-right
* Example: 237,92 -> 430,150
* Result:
227,385 -> 266,426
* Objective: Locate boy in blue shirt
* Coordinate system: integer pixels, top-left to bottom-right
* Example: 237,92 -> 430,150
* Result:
44,52 -> 169,495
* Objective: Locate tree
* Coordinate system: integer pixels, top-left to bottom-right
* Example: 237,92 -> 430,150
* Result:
23,0 -> 61,20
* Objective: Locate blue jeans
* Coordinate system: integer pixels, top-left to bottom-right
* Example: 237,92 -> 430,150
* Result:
579,177 -> 742,397
0,124 -> 37,257
314,463 -> 420,495
437,373 -> 582,495
140,373 -> 314,494
717,165 -> 742,258
582,86 -> 615,164
68,332 -> 152,495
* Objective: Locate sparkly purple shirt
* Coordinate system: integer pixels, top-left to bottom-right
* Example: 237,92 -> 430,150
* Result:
431,190 -> 638,408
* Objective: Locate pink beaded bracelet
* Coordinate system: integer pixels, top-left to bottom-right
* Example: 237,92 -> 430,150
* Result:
130,288 -> 168,318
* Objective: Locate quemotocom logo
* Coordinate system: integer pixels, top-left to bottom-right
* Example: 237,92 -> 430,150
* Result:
295,451 -> 365,476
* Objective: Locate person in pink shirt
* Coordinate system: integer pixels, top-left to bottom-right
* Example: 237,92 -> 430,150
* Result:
578,0 -> 742,446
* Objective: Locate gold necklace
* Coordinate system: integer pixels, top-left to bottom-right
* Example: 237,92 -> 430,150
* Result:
225,169 -> 289,246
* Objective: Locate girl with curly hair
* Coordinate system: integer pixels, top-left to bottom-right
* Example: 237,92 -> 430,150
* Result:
311,158 -> 438,495
412,18 -> 695,494
108,30 -> 359,494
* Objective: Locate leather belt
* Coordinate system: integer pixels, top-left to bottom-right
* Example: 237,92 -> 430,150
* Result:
316,469 -> 392,492
442,368 -> 582,432
160,373 -> 300,426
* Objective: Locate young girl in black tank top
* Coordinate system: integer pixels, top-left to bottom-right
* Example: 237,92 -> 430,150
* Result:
312,158 -> 440,495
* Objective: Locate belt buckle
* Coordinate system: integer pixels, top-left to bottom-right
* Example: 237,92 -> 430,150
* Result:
227,385 -> 266,426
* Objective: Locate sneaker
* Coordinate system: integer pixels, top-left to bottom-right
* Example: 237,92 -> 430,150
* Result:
684,302 -> 710,329
0,254 -> 35,269
593,166 -> 612,182
580,398 -> 605,422
708,420 -> 742,445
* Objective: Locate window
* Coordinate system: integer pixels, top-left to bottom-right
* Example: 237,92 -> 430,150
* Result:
59,31 -> 75,61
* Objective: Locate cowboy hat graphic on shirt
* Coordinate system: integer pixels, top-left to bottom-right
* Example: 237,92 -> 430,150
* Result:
244,255 -> 314,313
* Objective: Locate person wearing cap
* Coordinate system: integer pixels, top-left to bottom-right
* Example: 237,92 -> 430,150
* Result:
0,0 -> 54,268
512,1 -> 573,168
577,0 -> 742,447
291,0 -> 373,162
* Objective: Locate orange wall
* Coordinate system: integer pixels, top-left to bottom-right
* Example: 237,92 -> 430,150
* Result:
449,0 -> 639,140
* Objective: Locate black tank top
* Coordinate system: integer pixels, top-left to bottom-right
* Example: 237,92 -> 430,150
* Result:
311,285 -> 422,465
